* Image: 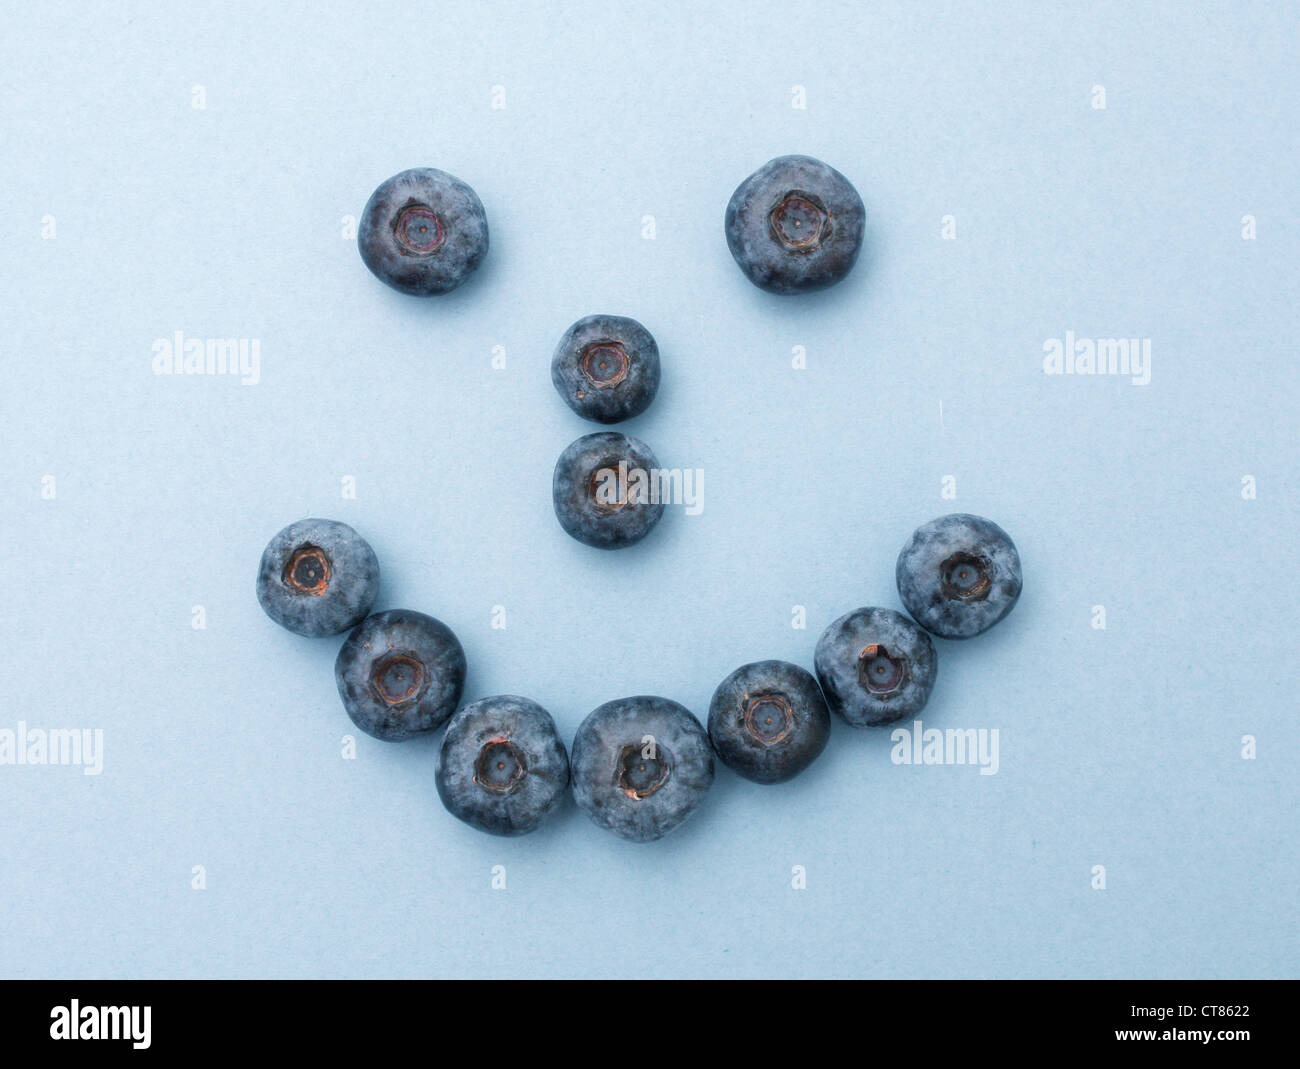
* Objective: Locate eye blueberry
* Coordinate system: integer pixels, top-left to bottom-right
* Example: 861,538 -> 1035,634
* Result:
552,431 -> 665,549
551,314 -> 661,424
896,514 -> 1023,639
570,696 -> 714,842
724,155 -> 865,295
435,695 -> 570,837
707,660 -> 831,784
814,607 -> 937,727
335,610 -> 467,741
357,168 -> 489,296
256,518 -> 379,637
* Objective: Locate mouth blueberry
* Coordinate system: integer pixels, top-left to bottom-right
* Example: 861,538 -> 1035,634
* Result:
724,155 -> 865,294
707,660 -> 831,784
357,168 -> 489,296
435,695 -> 570,837
570,696 -> 714,842
896,514 -> 1023,639
814,607 -> 937,727
335,609 -> 467,741
552,431 -> 665,549
256,518 -> 379,637
551,314 -> 661,424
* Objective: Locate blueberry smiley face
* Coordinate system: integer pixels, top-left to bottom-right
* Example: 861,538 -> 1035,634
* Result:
552,431 -> 665,549
435,695 -> 570,837
896,514 -> 1023,639
814,607 -> 937,727
570,696 -> 714,842
335,610 -> 467,741
551,314 -> 661,424
357,168 -> 489,296
256,518 -> 380,637
724,155 -> 865,295
707,660 -> 831,784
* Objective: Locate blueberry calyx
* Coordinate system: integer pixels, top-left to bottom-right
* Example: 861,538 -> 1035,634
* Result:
859,644 -> 907,696
393,202 -> 445,254
743,694 -> 795,745
283,545 -> 330,596
617,743 -> 670,799
369,652 -> 426,706
474,737 -> 529,794
940,552 -> 993,601
579,342 -> 630,388
769,190 -> 830,250
588,459 -> 631,512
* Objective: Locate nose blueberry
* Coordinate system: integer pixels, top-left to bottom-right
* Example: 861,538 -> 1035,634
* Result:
551,314 -> 661,424
552,431 -> 665,549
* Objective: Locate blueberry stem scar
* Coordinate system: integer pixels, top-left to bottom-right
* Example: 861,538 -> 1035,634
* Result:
284,545 -> 330,596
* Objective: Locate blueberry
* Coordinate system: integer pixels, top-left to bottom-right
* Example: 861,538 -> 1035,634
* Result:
357,168 -> 489,296
571,696 -> 714,842
724,155 -> 865,294
707,660 -> 830,784
256,518 -> 379,637
335,610 -> 467,741
814,607 -> 937,727
552,432 -> 665,549
435,695 -> 570,837
896,514 -> 1023,639
550,314 -> 661,424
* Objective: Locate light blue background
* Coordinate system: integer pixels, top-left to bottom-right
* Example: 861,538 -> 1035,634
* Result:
2,1 -> 1296,979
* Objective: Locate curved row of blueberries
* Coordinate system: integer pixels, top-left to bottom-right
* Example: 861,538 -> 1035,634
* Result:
256,513 -> 1022,841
